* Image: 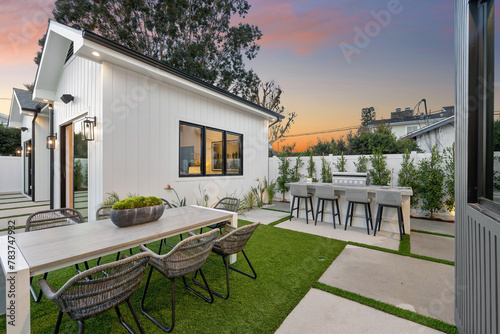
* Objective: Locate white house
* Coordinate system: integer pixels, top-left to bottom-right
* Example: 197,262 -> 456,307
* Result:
29,20 -> 282,220
399,115 -> 455,153
369,106 -> 454,140
7,88 -> 50,201
0,113 -> 8,126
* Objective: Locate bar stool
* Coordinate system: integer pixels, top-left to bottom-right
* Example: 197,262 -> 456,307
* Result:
314,185 -> 341,228
344,188 -> 373,235
289,184 -> 315,224
373,189 -> 406,240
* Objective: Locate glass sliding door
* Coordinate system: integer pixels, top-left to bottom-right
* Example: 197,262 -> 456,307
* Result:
23,140 -> 32,196
73,120 -> 88,217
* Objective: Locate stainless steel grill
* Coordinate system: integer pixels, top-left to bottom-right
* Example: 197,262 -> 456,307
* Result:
331,172 -> 369,186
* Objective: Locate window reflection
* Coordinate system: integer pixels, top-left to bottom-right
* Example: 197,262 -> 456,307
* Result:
180,124 -> 203,175
206,129 -> 224,175
226,133 -> 242,174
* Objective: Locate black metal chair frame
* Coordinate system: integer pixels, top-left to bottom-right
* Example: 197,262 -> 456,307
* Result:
290,195 -> 315,224
200,197 -> 240,234
344,201 -> 373,235
140,229 -> 219,332
194,222 -> 259,300
374,204 -> 406,240
25,208 -> 87,303
314,196 -> 341,228
38,253 -> 150,334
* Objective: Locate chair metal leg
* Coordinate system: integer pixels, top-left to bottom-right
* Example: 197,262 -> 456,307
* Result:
399,207 -> 406,235
141,266 -> 175,332
367,202 -> 373,229
378,206 -> 384,231
335,199 -> 341,226
289,196 -> 295,221
363,203 -> 370,235
344,202 -> 351,230
314,198 -> 321,225
182,269 -> 214,303
309,196 -> 315,221
78,321 -> 85,334
305,198 -> 309,224
116,300 -> 146,334
349,202 -> 355,226
30,272 -> 48,302
397,206 -> 403,241
321,200 -> 325,221
54,310 -> 63,334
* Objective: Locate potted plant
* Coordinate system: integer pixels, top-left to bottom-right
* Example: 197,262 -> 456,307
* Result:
110,196 -> 164,227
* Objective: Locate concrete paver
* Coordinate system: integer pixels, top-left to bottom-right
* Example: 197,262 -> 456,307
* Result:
318,245 -> 455,325
240,208 -> 289,225
276,218 -> 401,250
411,232 -> 455,262
276,288 -> 444,334
411,218 -> 455,236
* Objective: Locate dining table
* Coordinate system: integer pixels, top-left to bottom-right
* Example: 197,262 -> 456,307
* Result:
0,205 -> 237,334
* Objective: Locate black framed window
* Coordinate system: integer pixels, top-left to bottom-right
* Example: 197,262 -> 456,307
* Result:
468,0 -> 500,208
179,121 -> 243,177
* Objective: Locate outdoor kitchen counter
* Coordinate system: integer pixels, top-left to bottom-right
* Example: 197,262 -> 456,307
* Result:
285,182 -> 413,235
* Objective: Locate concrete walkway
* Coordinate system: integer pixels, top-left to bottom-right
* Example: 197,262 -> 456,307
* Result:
276,289 -> 444,334
240,208 -> 289,225
411,218 -> 455,236
318,245 -> 455,324
411,232 -> 455,262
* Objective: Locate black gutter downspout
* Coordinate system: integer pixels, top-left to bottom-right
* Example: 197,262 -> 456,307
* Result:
31,109 -> 39,202
49,104 -> 54,209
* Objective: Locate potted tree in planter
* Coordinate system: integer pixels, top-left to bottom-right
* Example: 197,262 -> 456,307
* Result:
110,196 -> 164,227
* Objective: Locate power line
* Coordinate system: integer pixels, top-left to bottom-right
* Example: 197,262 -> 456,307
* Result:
283,125 -> 359,138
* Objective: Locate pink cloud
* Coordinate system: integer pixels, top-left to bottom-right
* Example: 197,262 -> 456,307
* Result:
0,0 -> 54,65
246,2 -> 365,55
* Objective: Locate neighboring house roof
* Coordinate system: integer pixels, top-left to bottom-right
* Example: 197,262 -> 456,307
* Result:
399,115 -> 455,140
12,88 -> 39,112
8,89 -> 47,128
34,20 -> 283,122
369,107 -> 454,127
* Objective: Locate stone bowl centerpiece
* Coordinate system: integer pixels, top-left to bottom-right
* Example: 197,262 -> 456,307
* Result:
110,196 -> 164,228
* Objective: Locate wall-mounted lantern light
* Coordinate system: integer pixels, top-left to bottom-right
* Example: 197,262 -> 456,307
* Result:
60,94 -> 74,104
46,134 -> 57,149
16,147 -> 22,156
82,116 -> 96,141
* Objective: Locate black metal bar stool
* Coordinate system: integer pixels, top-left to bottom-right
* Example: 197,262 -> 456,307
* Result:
373,189 -> 406,240
344,188 -> 373,235
314,185 -> 341,228
289,184 -> 315,224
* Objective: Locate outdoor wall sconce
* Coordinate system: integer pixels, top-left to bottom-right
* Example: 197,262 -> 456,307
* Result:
82,116 -> 96,141
16,147 -> 22,156
21,127 -> 28,132
46,134 -> 57,149
60,94 -> 74,104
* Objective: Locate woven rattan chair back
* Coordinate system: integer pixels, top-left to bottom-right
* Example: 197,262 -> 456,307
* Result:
25,208 -> 85,232
40,253 -> 150,322
214,222 -> 260,256
213,197 -> 240,212
96,206 -> 112,221
144,229 -> 219,278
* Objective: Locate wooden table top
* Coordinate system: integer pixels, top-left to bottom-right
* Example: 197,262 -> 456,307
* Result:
13,206 -> 233,276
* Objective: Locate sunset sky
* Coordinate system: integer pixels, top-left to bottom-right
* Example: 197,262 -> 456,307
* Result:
0,0 -> 456,151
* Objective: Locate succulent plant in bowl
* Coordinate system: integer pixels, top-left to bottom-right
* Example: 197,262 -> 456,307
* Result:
110,196 -> 164,227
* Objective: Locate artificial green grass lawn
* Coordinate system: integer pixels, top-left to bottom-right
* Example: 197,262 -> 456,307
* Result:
0,220 -> 346,333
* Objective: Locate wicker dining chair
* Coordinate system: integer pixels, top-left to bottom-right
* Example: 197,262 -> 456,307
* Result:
139,229 -> 220,332
200,197 -> 240,233
25,208 -> 87,303
38,253 -> 150,334
96,205 -> 112,220
195,222 -> 260,300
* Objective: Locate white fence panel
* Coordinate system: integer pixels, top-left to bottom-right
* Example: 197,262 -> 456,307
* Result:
0,156 -> 21,193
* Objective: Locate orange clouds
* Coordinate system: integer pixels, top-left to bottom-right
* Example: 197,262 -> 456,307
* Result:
0,0 -> 54,65
247,2 -> 364,55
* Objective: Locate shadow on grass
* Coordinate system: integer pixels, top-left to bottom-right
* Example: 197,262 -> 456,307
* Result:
1,221 -> 346,333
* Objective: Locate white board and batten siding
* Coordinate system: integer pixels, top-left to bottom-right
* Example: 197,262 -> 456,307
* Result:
101,62 -> 269,207
52,56 -> 103,218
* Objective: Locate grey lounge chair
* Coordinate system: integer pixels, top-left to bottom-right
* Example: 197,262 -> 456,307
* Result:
25,208 -> 86,302
196,222 -> 260,300
38,253 -> 150,334
139,229 -> 219,332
